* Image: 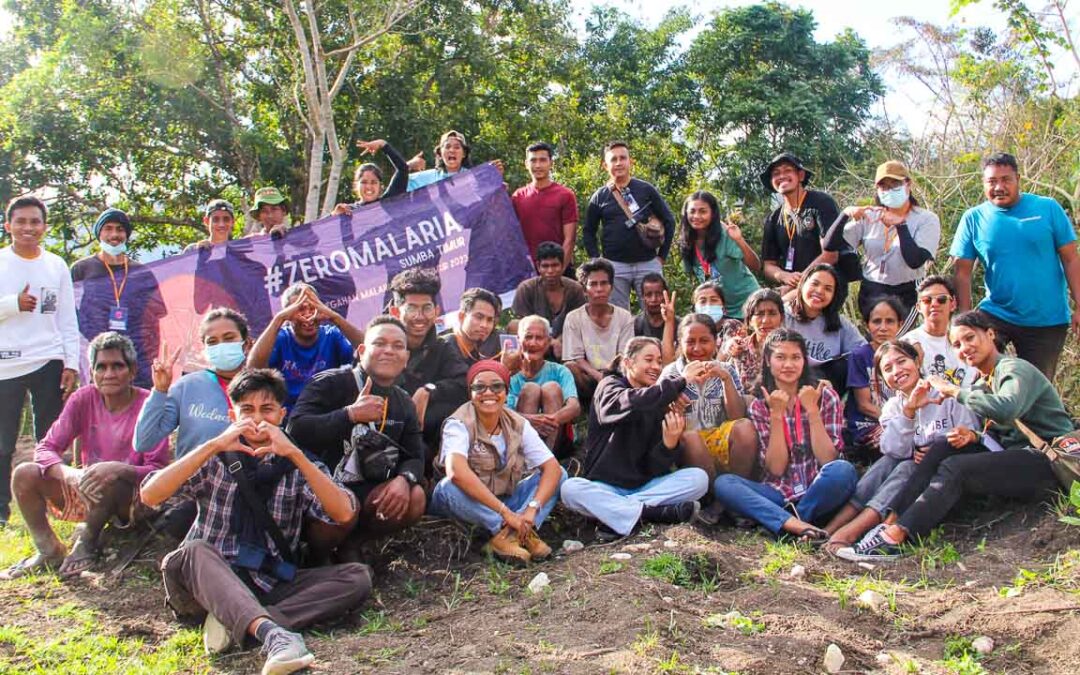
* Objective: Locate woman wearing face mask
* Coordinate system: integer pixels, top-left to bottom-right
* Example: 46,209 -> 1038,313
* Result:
823,161 -> 941,319
677,191 -> 760,319
691,281 -> 743,340
134,307 -> 253,460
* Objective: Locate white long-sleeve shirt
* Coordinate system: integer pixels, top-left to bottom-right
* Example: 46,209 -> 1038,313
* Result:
879,388 -> 1002,459
0,247 -> 79,379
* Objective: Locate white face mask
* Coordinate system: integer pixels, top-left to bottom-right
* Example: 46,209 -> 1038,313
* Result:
878,185 -> 908,209
100,240 -> 127,256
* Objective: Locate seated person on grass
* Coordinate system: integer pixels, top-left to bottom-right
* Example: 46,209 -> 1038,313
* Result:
1,332 -> 170,579
901,275 -> 974,388
838,312 -> 1072,562
508,241 -> 586,359
560,337 -> 712,541
561,257 -> 634,405
721,288 -> 785,393
287,316 -> 427,560
506,315 -> 581,454
429,360 -> 566,565
140,369 -> 368,675
246,282 -> 363,410
712,329 -> 857,544
843,297 -> 904,458
825,340 -> 999,553
691,280 -> 744,342
632,272 -> 677,365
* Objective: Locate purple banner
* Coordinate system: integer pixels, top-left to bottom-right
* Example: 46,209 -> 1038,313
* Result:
73,164 -> 535,384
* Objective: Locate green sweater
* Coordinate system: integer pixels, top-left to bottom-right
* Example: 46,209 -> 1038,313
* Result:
957,356 -> 1073,450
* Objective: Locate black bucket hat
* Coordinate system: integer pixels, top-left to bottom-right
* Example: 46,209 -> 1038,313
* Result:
759,152 -> 813,192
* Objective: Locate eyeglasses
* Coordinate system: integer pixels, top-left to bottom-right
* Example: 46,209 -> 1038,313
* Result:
470,382 -> 506,395
401,303 -> 436,317
919,294 -> 951,306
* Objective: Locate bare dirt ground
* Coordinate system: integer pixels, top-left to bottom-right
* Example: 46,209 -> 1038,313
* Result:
2,436 -> 1080,674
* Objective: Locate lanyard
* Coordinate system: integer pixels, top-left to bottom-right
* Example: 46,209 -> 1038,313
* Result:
100,254 -> 129,305
782,190 -> 808,242
981,365 -> 996,435
208,371 -> 233,413
882,223 -> 899,253
781,400 -> 805,449
694,244 -> 711,277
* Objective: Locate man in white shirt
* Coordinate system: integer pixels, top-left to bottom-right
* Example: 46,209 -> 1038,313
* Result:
902,275 -> 975,388
0,196 -> 80,524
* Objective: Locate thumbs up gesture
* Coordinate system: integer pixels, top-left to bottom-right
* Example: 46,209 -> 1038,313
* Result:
346,376 -> 385,424
17,283 -> 37,312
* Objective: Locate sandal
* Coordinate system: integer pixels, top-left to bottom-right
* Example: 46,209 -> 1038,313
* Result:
793,526 -> 829,547
0,553 -> 65,580
58,541 -> 100,578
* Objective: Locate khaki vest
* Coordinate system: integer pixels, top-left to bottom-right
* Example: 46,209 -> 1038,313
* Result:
438,402 -> 526,496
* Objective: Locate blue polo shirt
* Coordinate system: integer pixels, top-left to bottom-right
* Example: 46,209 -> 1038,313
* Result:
950,193 -> 1076,327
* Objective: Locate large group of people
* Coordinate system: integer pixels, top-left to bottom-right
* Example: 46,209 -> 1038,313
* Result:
1,135 -> 1077,675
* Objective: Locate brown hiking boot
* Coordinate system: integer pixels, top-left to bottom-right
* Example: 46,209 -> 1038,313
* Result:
522,531 -> 552,560
486,527 -> 531,565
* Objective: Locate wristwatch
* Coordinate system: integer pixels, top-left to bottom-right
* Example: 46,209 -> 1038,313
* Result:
527,500 -> 540,510
401,471 -> 420,486
423,383 -> 437,393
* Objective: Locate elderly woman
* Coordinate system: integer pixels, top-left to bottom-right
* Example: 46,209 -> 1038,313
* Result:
429,360 -> 566,564
823,160 -> 941,319
1,332 -> 170,579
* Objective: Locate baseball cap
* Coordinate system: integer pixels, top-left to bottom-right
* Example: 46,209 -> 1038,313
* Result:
204,199 -> 235,219
874,160 -> 910,184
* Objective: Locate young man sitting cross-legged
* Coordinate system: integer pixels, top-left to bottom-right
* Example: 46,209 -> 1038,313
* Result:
140,368 -> 368,675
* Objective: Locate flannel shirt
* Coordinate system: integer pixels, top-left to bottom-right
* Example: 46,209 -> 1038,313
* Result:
748,386 -> 844,502
144,453 -> 356,592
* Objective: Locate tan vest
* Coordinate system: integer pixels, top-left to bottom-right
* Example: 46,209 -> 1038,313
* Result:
438,402 -> 526,496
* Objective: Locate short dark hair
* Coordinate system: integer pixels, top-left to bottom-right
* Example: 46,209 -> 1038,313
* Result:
390,267 -> 441,305
365,314 -> 407,337
694,280 -> 726,305
228,368 -> 287,405
88,331 -> 137,371
640,272 -> 667,292
5,196 -> 47,224
862,295 -> 906,324
577,257 -> 615,285
918,274 -> 957,297
460,287 -> 502,314
982,152 -> 1019,173
603,140 -> 629,156
526,142 -> 554,158
201,307 -> 250,341
535,241 -> 564,263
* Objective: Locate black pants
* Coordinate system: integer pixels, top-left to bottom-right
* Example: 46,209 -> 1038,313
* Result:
976,310 -> 1068,380
857,279 -> 917,321
887,436 -> 1058,538
0,360 -> 65,517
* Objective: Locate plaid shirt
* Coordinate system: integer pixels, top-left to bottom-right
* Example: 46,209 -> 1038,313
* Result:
145,454 -> 356,592
749,386 -> 844,502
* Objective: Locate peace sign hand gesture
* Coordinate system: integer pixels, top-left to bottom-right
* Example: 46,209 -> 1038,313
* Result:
152,341 -> 183,394
660,290 -> 677,325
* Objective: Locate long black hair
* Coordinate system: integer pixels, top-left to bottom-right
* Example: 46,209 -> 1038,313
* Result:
790,262 -> 846,333
758,328 -> 818,396
677,191 -> 725,276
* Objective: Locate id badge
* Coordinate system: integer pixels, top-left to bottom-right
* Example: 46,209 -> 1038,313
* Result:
109,306 -> 129,331
784,246 -> 796,271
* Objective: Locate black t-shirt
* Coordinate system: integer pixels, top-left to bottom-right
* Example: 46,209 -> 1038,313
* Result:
287,365 -> 426,477
633,312 -> 666,340
584,178 -> 677,263
760,190 -> 839,273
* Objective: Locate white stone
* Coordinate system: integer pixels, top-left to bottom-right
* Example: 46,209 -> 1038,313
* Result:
662,596 -> 673,603
824,643 -> 845,673
663,540 -> 678,548
972,636 -> 994,655
527,572 -> 550,594
561,540 -> 584,552
857,589 -> 888,611
876,652 -> 893,666
858,562 -> 876,571
623,543 -> 651,552
610,552 -> 632,560
788,564 -> 806,580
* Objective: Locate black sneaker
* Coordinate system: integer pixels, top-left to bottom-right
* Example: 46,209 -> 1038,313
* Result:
836,527 -> 904,562
595,523 -> 623,542
641,501 -> 700,525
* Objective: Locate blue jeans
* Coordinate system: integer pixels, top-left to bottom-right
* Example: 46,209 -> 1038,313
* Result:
561,468 -> 709,535
429,469 -> 567,535
712,460 -> 858,534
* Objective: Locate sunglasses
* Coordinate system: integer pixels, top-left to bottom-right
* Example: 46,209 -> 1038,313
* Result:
919,294 -> 951,306
470,382 -> 506,395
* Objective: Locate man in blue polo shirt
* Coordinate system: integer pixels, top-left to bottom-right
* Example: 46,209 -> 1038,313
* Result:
951,152 -> 1080,378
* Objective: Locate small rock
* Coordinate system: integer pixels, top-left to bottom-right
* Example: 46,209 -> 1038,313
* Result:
663,539 -> 678,548
824,643 -> 845,674
662,596 -> 673,603
789,564 -> 806,580
527,572 -> 550,594
623,543 -> 651,552
858,562 -> 876,571
610,552 -> 632,560
857,589 -> 888,612
956,561 -> 968,572
1003,586 -> 1022,598
972,636 -> 994,655
797,656 -> 807,665
876,651 -> 893,666
562,539 -> 584,552
964,580 -> 978,588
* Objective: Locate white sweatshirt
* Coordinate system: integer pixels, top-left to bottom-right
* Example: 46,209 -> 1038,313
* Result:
879,388 -> 1002,459
0,247 -> 79,379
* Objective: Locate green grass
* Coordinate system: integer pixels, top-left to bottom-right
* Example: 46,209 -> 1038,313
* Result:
997,550 -> 1080,598
355,609 -> 403,635
640,552 -> 724,593
815,572 -> 908,612
937,635 -> 990,675
758,539 -> 805,577
598,560 -> 624,575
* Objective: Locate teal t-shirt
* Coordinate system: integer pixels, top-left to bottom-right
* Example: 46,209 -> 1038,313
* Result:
691,234 -> 760,319
507,361 -> 578,409
950,193 -> 1076,327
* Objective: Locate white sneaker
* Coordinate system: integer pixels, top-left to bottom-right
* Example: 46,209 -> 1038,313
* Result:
203,613 -> 232,655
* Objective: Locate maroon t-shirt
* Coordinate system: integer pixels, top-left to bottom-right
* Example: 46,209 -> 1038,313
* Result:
511,182 -> 579,259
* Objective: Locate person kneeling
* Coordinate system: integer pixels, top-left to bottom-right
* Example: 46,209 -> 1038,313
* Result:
430,361 -> 566,564
140,369 -> 368,675
561,337 -> 712,541
2,332 -> 170,579
712,329 -> 857,544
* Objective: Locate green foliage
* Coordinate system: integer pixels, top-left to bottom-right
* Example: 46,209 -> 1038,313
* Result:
940,635 -> 989,675
1059,481 -> 1080,526
640,552 -> 723,593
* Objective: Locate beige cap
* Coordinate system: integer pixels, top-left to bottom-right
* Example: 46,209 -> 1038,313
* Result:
875,160 -> 910,184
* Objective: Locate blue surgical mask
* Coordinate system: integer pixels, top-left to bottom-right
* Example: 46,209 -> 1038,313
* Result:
100,240 -> 127,256
878,186 -> 908,209
695,304 -> 725,323
206,341 -> 246,371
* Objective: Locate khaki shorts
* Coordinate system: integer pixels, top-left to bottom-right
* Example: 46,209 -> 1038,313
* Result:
698,420 -> 738,472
